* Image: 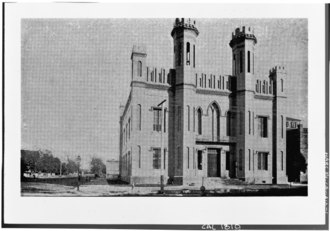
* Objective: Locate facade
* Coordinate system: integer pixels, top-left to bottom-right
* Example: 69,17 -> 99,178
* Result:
119,18 -> 290,185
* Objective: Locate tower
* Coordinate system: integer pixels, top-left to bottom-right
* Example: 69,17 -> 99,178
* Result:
270,66 -> 288,184
169,18 -> 199,184
131,45 -> 147,82
229,27 -> 257,180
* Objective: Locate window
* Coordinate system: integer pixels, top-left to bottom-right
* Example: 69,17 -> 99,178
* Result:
193,45 -> 195,68
186,42 -> 190,65
193,107 -> 195,132
152,148 -> 161,169
222,76 -> 224,89
258,116 -> 268,137
227,112 -> 231,136
128,118 -> 131,139
187,106 -> 190,131
210,103 -> 220,140
137,104 -> 141,130
281,79 -> 283,92
253,112 -> 255,135
247,51 -> 250,73
256,80 -> 259,92
137,61 -> 142,77
187,147 -> 190,169
164,108 -> 167,133
248,149 -> 251,170
138,146 -> 141,168
281,115 -> 284,138
239,149 -> 243,171
248,111 -> 251,134
197,108 -> 202,135
164,148 -> 167,169
198,150 -> 203,170
257,152 -> 268,170
153,108 -> 162,132
233,54 -> 236,74
178,42 -> 182,66
281,151 -> 284,171
239,50 -> 243,73
226,152 -> 230,171
193,148 -> 196,169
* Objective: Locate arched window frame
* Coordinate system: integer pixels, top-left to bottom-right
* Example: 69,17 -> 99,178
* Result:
197,108 -> 202,135
186,42 -> 190,65
137,61 -> 142,77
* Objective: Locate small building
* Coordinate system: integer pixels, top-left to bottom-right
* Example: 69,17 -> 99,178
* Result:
106,159 -> 119,179
286,118 -> 308,183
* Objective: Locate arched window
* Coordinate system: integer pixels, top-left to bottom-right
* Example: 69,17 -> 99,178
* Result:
187,105 -> 190,131
197,108 -> 202,135
193,45 -> 195,68
137,104 -> 141,130
281,79 -> 284,92
247,51 -> 251,73
137,61 -> 142,77
186,42 -> 190,65
210,103 -> 220,141
138,145 -> 141,168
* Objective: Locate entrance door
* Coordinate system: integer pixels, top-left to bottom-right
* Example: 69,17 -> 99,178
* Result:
207,149 -> 220,177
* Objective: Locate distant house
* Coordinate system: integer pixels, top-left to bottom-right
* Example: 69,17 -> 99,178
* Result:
106,159 -> 119,179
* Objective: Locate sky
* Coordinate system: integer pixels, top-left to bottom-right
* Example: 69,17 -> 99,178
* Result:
21,18 -> 307,168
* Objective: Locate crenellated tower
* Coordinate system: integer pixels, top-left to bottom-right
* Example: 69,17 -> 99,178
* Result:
169,18 -> 199,184
229,26 -> 257,180
131,45 -> 147,82
270,66 -> 288,184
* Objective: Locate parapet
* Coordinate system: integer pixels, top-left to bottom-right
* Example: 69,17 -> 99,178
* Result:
269,65 -> 286,76
171,18 -> 199,37
229,26 -> 257,48
132,45 -> 147,55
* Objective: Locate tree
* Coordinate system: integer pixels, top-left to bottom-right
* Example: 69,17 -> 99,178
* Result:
66,158 -> 78,174
90,157 -> 106,177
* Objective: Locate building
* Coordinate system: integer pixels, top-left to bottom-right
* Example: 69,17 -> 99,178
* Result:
286,118 -> 308,183
106,159 -> 120,180
119,18 -> 293,185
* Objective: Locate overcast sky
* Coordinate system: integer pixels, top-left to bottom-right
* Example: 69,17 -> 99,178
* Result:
21,18 -> 307,168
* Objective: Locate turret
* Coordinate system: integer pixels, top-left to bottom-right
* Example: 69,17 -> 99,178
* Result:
171,18 -> 199,85
269,65 -> 286,97
229,26 -> 257,91
131,45 -> 147,81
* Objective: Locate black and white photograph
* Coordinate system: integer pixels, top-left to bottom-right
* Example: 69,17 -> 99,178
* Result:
2,2 -> 327,229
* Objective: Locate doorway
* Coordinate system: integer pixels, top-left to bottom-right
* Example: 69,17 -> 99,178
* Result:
207,149 -> 220,177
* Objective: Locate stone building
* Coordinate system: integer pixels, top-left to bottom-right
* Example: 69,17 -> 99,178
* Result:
119,18 -> 290,185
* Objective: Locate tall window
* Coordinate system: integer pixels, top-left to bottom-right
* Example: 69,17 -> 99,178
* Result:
248,149 -> 251,170
211,103 -> 220,141
187,106 -> 190,131
128,118 -> 131,139
281,115 -> 284,138
281,79 -> 284,92
186,42 -> 190,65
248,111 -> 251,134
197,108 -> 202,135
164,108 -> 167,133
152,148 -> 161,169
193,148 -> 196,169
239,50 -> 243,73
239,149 -> 243,170
197,150 -> 203,170
153,108 -> 162,132
281,151 -> 284,171
257,152 -> 268,170
138,146 -> 141,168
187,147 -> 190,169
137,104 -> 141,130
247,51 -> 251,73
138,61 -> 142,77
193,45 -> 195,67
258,116 -> 268,137
193,107 -> 195,132
233,54 -> 236,74
164,148 -> 167,169
178,42 -> 182,66
227,112 -> 231,136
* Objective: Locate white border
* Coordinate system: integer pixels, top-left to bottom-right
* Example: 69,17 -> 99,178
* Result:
3,3 -> 326,226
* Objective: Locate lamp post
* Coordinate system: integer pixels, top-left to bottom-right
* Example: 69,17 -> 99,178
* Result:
76,155 -> 81,191
157,99 -> 166,193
